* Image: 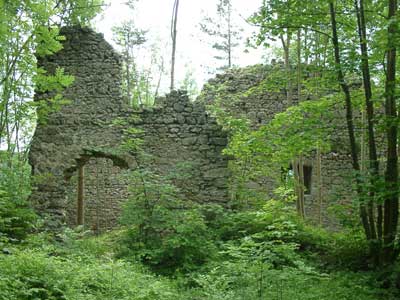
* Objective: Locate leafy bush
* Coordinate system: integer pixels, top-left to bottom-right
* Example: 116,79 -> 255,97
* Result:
324,230 -> 370,269
118,168 -> 216,274
181,261 -> 396,300
208,199 -> 304,269
0,156 -> 36,242
295,222 -> 370,270
0,193 -> 36,242
0,248 -> 181,300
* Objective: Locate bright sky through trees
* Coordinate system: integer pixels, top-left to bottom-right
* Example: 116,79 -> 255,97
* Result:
95,0 -> 264,91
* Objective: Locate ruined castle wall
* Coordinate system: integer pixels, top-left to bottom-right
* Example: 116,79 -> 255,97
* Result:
135,93 -> 229,203
29,26 -> 359,230
29,26 -> 128,228
199,65 -> 356,225
29,27 -> 229,230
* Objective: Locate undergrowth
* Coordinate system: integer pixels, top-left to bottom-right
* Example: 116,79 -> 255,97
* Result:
1,198 -> 398,300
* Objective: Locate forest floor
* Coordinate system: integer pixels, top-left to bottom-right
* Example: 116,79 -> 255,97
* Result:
1,209 -> 399,300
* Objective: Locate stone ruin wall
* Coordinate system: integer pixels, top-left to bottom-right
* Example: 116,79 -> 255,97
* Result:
29,26 -> 360,230
29,26 -> 229,231
199,66 -> 356,225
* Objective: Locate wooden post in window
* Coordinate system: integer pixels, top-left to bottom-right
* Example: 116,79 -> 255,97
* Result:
77,164 -> 84,226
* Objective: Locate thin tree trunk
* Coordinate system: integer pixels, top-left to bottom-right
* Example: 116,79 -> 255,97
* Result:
329,1 -> 371,240
296,29 -> 305,219
125,57 -> 132,106
170,0 -> 180,91
360,110 -> 366,173
383,0 -> 398,264
281,30 -> 304,218
298,157 -> 305,218
354,0 -> 379,244
0,56 -> 11,144
296,30 -> 301,116
227,2 -> 232,68
304,28 -> 309,66
314,30 -> 324,225
293,161 -> 301,215
154,58 -> 164,100
124,32 -> 132,106
280,31 -> 292,106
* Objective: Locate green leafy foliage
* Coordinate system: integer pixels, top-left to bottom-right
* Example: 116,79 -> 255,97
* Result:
34,67 -> 75,93
246,0 -> 400,266
34,26 -> 65,57
0,154 -> 36,242
32,67 -> 74,124
0,247 -> 180,300
175,195 -> 396,299
1,0 -> 399,298
182,262 -> 395,300
0,181 -> 397,299
0,1 -> 105,247
179,65 -> 199,100
118,167 -> 216,274
1,0 -> 104,151
112,19 -> 149,107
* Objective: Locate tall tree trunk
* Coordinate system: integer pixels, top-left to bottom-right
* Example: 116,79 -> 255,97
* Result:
125,57 -> 132,106
296,29 -> 305,218
293,161 -> 302,215
383,0 -> 398,264
314,29 -> 324,225
280,30 -> 292,106
154,58 -> 164,100
354,0 -> 379,255
170,0 -> 180,91
280,30 -> 305,218
329,1 -> 372,240
298,157 -> 305,218
227,3 -> 232,68
124,32 -> 132,106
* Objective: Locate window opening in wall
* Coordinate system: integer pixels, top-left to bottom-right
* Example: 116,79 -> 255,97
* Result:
303,165 -> 312,195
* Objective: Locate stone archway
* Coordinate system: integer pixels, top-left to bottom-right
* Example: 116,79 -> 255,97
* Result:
64,150 -> 133,232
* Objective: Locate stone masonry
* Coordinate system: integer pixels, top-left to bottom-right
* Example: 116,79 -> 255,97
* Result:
199,65 -> 356,225
29,26 -> 229,230
30,27 -> 359,230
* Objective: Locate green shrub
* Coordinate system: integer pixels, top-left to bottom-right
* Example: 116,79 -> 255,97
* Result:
118,169 -> 216,274
181,261 -> 397,300
209,199 -> 303,268
0,248 -> 181,300
295,223 -> 370,270
326,230 -> 370,269
0,192 -> 37,242
0,157 -> 36,242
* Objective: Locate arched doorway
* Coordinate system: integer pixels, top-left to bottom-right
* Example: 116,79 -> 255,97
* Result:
65,152 -> 131,233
